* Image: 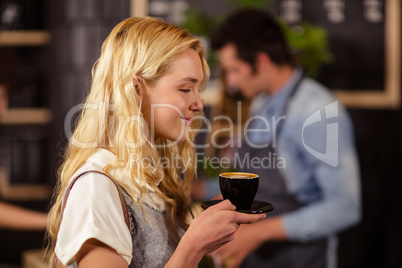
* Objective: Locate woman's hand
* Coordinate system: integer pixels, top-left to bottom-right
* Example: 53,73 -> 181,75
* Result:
187,200 -> 265,254
166,200 -> 265,267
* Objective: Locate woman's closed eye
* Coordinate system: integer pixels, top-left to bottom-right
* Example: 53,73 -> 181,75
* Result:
179,89 -> 191,93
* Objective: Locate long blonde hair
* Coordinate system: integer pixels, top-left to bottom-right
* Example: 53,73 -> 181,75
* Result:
46,17 -> 209,264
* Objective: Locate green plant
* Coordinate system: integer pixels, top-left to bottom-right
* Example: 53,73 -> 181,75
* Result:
180,1 -> 334,78
180,8 -> 223,69
279,20 -> 334,77
180,8 -> 216,37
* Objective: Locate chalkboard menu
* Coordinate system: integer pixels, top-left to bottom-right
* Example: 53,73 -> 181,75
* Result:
302,0 -> 385,91
131,0 -> 400,108
277,0 -> 400,109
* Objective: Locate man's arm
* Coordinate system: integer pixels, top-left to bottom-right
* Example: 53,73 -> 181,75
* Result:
0,201 -> 47,230
282,105 -> 361,241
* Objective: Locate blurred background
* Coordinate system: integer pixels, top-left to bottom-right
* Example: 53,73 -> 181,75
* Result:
0,0 -> 400,267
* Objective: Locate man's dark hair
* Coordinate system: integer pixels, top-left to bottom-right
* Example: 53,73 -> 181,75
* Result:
211,9 -> 294,68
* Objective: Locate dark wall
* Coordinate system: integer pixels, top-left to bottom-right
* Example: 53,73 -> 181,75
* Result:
339,108 -> 402,268
1,0 -> 131,266
45,0 -> 130,183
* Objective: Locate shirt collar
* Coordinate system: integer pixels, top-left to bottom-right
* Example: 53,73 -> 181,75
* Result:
246,68 -> 303,145
83,149 -> 165,211
259,68 -> 303,118
87,149 -> 157,193
87,148 -> 116,167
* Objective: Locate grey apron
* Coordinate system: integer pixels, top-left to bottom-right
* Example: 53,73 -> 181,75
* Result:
122,190 -> 182,268
238,75 -> 327,268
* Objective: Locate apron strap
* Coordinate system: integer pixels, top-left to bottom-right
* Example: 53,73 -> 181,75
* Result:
274,71 -> 304,139
53,170 -> 131,268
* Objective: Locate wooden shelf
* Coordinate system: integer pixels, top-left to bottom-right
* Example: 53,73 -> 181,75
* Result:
0,168 -> 51,201
0,108 -> 52,125
22,249 -> 47,268
0,30 -> 51,46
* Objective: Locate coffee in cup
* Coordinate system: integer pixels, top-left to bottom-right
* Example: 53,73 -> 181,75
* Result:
219,172 -> 259,210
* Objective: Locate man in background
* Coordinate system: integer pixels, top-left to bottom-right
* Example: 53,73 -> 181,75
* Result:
210,9 -> 361,268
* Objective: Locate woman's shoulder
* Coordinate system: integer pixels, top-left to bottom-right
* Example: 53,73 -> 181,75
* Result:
56,169 -> 132,266
66,149 -> 116,189
63,170 -> 126,222
69,171 -> 119,195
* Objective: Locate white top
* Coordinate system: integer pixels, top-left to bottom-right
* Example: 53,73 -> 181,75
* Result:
55,149 -> 165,266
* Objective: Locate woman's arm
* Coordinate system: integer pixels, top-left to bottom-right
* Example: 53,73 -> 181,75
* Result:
76,239 -> 128,268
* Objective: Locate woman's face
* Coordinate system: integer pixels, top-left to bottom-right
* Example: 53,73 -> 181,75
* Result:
146,49 -> 204,142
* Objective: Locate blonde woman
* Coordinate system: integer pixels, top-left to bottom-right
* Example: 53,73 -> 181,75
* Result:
47,17 -> 265,268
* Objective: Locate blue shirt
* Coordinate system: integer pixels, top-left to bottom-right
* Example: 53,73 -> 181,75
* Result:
246,69 -> 361,267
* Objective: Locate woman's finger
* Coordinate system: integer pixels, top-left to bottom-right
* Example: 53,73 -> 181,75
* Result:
208,199 -> 236,212
234,212 -> 266,224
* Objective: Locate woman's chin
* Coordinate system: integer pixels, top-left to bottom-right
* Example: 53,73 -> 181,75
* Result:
159,133 -> 188,144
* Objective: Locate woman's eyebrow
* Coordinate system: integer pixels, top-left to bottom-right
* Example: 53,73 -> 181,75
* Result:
177,77 -> 199,83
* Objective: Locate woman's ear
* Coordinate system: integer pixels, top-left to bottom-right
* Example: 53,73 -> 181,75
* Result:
133,75 -> 143,97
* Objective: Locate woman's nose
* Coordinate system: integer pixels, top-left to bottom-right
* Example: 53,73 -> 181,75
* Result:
190,92 -> 203,112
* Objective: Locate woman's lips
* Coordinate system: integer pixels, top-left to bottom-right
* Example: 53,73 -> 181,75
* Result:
181,117 -> 193,126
